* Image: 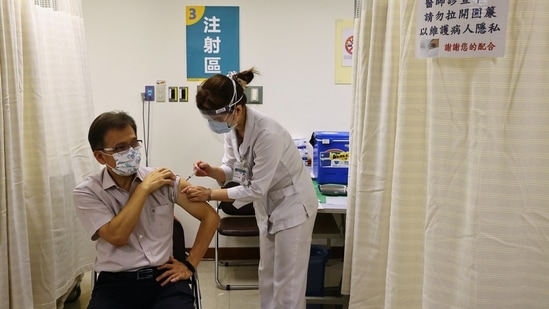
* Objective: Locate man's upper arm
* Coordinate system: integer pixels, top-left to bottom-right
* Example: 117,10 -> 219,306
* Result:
176,179 -> 214,220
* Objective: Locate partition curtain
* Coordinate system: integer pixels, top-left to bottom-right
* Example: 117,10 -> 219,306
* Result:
343,1 -> 549,308
0,0 -> 97,308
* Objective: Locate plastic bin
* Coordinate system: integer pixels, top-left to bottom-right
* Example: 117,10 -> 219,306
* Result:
306,245 -> 330,309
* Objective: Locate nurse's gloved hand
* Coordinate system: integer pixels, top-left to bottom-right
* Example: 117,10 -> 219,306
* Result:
181,185 -> 211,202
193,160 -> 212,177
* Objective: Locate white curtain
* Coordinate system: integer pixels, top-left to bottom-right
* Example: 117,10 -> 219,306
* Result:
343,0 -> 549,308
0,0 -> 97,308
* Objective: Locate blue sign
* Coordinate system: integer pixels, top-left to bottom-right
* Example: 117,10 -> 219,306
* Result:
186,6 -> 240,80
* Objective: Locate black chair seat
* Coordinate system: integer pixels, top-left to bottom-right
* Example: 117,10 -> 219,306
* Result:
218,216 -> 259,236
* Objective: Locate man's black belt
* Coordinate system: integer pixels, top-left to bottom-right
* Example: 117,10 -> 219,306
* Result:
101,267 -> 162,280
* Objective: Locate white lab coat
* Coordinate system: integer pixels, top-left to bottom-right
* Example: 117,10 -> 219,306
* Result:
221,107 -> 318,235
220,107 -> 318,308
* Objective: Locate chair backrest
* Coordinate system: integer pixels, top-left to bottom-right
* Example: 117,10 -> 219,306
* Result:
219,182 -> 255,216
219,201 -> 255,216
172,218 -> 186,261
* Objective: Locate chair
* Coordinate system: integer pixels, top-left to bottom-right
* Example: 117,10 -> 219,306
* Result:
173,217 -> 202,309
215,182 -> 260,290
89,218 -> 202,308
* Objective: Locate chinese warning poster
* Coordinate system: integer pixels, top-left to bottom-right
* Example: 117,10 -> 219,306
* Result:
416,0 -> 509,58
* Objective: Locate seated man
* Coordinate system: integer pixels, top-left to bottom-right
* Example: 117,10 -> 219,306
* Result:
73,110 -> 219,309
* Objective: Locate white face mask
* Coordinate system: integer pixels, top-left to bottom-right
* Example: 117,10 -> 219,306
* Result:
207,111 -> 237,134
104,146 -> 141,176
208,119 -> 234,134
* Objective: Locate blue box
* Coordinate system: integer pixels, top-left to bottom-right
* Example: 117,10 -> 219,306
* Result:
311,131 -> 349,185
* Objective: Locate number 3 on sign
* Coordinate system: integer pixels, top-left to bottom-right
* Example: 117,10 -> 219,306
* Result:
186,6 -> 206,25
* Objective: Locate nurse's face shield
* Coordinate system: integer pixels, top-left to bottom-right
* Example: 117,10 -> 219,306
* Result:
199,77 -> 243,122
199,102 -> 237,122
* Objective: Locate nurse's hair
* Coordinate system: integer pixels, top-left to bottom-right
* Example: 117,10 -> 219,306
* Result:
196,67 -> 258,112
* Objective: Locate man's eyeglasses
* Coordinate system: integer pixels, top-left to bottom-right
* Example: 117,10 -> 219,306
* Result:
98,140 -> 143,153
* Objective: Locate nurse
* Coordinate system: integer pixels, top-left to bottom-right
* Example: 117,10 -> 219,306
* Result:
182,68 -> 318,309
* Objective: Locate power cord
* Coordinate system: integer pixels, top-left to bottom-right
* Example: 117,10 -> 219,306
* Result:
141,92 -> 151,166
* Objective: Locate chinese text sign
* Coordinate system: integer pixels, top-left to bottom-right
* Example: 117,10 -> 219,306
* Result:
186,6 -> 240,80
416,0 -> 509,59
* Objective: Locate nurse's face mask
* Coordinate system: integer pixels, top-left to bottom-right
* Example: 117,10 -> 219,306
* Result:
200,77 -> 243,134
207,112 -> 237,134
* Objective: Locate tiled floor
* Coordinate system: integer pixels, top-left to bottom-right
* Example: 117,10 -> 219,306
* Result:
63,258 -> 343,309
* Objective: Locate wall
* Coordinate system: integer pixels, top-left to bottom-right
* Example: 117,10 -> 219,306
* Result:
82,0 -> 354,248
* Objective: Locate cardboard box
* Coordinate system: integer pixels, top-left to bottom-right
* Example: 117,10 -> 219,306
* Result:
311,131 -> 349,184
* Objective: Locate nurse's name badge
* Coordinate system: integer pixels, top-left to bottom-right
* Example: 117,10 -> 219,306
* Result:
232,161 -> 248,184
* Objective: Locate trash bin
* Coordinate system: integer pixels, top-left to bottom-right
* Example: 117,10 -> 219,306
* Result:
306,245 -> 330,309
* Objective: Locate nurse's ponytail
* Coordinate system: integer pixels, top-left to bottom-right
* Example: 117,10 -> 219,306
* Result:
231,67 -> 258,89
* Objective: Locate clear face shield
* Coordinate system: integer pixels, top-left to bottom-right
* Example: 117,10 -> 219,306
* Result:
201,105 -> 237,135
199,77 -> 244,137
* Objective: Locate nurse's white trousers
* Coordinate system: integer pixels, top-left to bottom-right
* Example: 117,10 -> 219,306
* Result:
258,212 -> 317,309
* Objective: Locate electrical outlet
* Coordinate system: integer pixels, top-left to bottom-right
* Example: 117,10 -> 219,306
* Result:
156,80 -> 166,102
168,87 -> 178,102
144,86 -> 154,101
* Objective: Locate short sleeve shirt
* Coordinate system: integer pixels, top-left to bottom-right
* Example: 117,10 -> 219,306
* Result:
73,166 -> 179,272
